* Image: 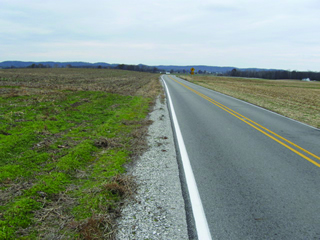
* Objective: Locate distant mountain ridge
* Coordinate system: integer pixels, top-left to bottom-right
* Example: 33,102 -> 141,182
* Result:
0,61 -> 118,68
0,61 -> 280,73
155,65 -> 279,73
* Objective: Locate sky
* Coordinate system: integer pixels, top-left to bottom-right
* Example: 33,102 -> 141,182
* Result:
1,0 -> 320,71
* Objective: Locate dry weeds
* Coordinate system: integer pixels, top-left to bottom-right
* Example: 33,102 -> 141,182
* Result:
31,174 -> 137,240
181,75 -> 320,128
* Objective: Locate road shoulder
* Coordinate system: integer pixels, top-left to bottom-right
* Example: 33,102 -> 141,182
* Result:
116,96 -> 189,239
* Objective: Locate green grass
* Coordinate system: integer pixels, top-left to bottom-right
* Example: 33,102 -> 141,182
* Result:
0,77 -> 155,239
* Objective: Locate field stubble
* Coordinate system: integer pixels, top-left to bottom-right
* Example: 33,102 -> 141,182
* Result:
180,75 -> 320,128
0,68 -> 161,239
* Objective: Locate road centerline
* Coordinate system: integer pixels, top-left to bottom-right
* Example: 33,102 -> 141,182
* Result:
169,76 -> 320,167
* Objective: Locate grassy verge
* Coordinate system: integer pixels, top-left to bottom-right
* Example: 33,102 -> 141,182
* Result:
0,69 -> 161,239
179,75 -> 320,128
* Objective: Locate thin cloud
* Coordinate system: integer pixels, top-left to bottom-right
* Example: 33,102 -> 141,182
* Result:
0,0 -> 319,71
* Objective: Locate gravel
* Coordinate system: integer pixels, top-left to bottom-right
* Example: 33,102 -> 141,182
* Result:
116,96 -> 189,240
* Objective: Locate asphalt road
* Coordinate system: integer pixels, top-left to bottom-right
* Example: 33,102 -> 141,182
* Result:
162,75 -> 320,239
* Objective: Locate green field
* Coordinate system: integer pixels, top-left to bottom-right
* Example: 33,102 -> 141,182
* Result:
0,69 -> 160,239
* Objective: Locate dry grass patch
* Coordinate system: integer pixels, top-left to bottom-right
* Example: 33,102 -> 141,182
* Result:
180,75 -> 320,128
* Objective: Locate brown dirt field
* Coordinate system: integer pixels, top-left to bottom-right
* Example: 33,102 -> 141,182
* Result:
0,68 -> 161,99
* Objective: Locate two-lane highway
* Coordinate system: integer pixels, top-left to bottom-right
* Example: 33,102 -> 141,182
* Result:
162,75 -> 320,239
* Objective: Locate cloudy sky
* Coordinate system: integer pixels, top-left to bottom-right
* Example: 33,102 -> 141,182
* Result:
1,0 -> 320,71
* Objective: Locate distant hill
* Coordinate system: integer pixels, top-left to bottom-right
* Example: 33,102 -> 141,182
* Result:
0,61 -> 117,68
0,61 -> 279,73
155,65 -> 233,73
155,65 -> 279,73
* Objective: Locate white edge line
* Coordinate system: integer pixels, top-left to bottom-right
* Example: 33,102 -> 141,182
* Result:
174,75 -> 319,130
161,76 -> 212,240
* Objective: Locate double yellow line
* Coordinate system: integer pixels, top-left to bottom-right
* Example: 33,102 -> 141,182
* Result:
169,76 -> 320,167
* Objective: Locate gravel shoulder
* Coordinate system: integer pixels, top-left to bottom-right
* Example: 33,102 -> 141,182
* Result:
116,95 -> 189,239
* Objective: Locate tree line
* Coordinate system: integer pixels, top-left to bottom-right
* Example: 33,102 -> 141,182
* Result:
226,68 -> 320,81
5,63 -> 320,80
23,63 -> 162,73
115,64 -> 160,73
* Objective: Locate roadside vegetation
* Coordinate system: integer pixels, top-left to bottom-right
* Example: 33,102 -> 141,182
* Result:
0,68 -> 161,239
179,75 -> 320,128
